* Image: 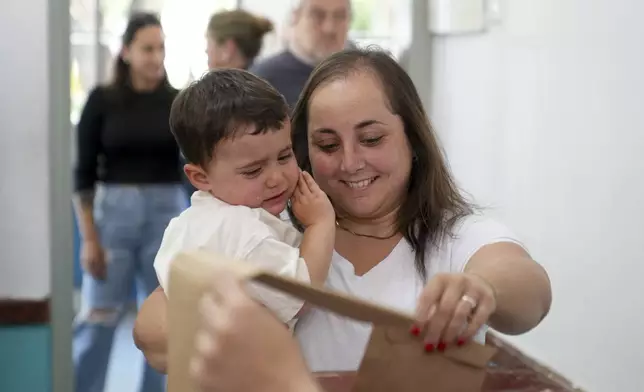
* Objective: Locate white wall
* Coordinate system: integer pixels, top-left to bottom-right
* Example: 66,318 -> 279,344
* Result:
431,1 -> 644,390
0,1 -> 51,299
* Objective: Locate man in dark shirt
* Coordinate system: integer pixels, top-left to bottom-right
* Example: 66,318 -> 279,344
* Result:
249,0 -> 351,108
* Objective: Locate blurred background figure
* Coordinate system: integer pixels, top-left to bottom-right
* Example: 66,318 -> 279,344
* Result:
249,0 -> 351,108
72,12 -> 185,392
205,9 -> 274,70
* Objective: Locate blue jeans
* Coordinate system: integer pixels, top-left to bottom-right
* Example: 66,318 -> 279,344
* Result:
73,184 -> 187,392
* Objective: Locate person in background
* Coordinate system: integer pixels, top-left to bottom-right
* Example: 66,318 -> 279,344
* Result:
182,9 -> 276,198
205,9 -> 275,70
72,12 -> 185,392
249,0 -> 351,108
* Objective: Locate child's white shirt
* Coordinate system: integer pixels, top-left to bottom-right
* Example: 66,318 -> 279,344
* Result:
154,191 -> 309,324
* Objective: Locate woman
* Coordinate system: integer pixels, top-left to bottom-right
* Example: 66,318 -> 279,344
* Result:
133,48 -> 551,377
205,9 -> 274,70
73,12 -> 185,392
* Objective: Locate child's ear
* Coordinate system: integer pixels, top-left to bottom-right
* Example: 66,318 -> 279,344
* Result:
184,163 -> 212,191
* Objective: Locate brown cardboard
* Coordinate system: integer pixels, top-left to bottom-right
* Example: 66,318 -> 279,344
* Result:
167,250 -> 496,392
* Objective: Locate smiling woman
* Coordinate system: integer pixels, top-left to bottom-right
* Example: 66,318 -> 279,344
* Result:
305,76 -> 414,225
288,48 -> 551,372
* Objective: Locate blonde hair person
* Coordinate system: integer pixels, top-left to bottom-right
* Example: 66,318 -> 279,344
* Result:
206,10 -> 274,70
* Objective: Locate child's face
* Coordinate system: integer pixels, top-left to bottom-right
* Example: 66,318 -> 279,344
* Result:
185,122 -> 299,216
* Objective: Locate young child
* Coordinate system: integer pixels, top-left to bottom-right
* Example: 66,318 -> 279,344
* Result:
153,69 -> 336,326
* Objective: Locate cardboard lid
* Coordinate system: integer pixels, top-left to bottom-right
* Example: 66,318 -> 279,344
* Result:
167,250 -> 496,392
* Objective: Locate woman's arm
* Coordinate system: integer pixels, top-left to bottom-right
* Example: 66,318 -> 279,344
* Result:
133,286 -> 169,373
73,88 -> 109,279
73,87 -> 104,242
465,242 -> 552,335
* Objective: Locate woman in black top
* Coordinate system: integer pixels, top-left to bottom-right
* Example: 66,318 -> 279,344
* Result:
72,13 -> 185,392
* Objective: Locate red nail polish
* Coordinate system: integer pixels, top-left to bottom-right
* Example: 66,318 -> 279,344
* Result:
437,342 -> 447,352
424,343 -> 435,352
410,325 -> 420,336
457,339 -> 466,347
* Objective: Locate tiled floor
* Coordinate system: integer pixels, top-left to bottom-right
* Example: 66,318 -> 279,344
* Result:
104,312 -> 145,392
72,290 -> 149,392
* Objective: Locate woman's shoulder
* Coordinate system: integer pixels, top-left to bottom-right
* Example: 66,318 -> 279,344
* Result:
427,213 -> 526,273
449,213 -> 521,243
78,85 -> 111,117
85,84 -> 126,110
163,84 -> 180,100
85,85 -> 108,104
449,213 -> 514,237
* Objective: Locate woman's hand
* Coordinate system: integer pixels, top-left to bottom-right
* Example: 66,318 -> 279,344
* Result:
80,239 -> 107,280
191,270 -> 320,392
412,272 -> 497,351
133,287 -> 169,373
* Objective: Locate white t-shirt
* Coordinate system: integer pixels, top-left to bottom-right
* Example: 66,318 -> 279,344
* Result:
153,191 -> 310,323
294,214 -> 525,372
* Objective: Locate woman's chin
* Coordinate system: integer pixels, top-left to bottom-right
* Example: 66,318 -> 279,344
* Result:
337,202 -> 381,220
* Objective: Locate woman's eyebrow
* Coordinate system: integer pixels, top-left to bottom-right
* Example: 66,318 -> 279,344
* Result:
311,128 -> 336,135
312,120 -> 385,135
354,119 -> 384,130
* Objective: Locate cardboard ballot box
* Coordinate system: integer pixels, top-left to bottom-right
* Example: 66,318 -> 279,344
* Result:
167,251 -> 496,392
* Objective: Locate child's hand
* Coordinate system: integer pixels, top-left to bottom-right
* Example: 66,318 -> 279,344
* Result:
291,171 -> 335,227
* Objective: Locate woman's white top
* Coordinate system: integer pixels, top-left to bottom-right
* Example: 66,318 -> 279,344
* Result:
294,214 -> 525,372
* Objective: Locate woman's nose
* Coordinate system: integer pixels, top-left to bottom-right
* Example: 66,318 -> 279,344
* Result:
340,148 -> 365,173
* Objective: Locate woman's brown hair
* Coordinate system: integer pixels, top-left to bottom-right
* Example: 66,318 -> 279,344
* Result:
289,47 -> 474,279
207,10 -> 274,63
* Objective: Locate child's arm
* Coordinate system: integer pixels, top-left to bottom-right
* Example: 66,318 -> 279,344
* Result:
291,172 -> 336,287
298,222 -> 335,287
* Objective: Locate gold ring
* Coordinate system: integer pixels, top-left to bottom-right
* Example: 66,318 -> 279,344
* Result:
460,295 -> 477,309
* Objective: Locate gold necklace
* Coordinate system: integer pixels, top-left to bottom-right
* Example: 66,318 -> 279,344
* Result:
335,220 -> 399,240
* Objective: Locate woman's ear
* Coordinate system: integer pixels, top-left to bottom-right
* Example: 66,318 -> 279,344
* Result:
120,47 -> 130,64
223,39 -> 237,61
290,7 -> 302,26
184,164 -> 212,192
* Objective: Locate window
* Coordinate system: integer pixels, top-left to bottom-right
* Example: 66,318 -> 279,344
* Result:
70,0 -> 99,123
70,0 -> 411,112
161,0 -> 237,88
349,0 -> 411,58
69,0 -> 131,123
239,0 -> 293,57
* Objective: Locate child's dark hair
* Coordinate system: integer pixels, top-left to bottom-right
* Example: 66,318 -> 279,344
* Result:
170,69 -> 289,167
